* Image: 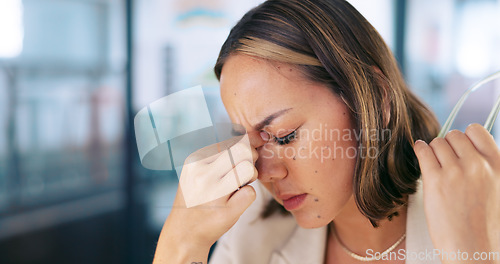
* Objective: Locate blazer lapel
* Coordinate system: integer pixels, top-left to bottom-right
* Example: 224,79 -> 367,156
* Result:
270,225 -> 328,264
406,180 -> 441,264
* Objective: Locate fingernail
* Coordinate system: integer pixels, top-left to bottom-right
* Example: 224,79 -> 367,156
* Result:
260,131 -> 271,142
414,139 -> 426,145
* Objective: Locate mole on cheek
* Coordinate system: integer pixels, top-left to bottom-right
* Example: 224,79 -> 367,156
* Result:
314,198 -> 319,202
317,215 -> 321,218
293,156 -> 296,160
315,170 -> 318,173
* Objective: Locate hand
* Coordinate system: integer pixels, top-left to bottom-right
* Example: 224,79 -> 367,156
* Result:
180,134 -> 256,207
153,134 -> 258,264
414,124 -> 500,264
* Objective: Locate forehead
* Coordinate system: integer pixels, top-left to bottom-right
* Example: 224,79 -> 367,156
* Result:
220,54 -> 304,96
219,55 -> 315,126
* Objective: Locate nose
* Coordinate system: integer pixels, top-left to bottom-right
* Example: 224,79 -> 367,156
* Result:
255,143 -> 288,182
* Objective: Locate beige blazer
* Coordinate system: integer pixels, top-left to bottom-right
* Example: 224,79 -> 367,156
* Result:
209,180 -> 441,264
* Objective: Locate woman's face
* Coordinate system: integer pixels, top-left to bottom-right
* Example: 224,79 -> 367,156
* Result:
220,54 -> 358,228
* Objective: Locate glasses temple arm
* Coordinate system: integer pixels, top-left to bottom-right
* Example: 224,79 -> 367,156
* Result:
438,70 -> 500,138
484,93 -> 500,133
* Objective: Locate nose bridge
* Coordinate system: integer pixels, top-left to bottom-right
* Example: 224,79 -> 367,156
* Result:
256,144 -> 287,182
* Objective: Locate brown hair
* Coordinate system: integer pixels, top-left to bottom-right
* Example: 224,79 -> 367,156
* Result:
214,0 -> 440,226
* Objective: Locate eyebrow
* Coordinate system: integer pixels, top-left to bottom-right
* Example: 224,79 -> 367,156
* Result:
253,108 -> 293,131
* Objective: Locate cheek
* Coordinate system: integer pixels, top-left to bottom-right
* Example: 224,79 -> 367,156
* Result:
261,181 -> 273,195
284,139 -> 356,197
295,125 -> 358,193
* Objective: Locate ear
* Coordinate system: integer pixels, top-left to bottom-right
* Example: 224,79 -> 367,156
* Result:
372,66 -> 391,127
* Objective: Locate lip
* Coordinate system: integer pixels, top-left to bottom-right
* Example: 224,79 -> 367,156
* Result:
279,194 -> 307,211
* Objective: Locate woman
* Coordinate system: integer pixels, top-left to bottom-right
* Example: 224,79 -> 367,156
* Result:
153,0 -> 500,263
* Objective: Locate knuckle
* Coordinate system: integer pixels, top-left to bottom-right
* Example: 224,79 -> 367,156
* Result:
231,142 -> 250,156
237,160 -> 253,172
477,159 -> 493,177
184,152 -> 200,164
446,164 -> 463,178
251,166 -> 259,180
209,157 -> 231,175
216,152 -> 233,167
463,158 -> 482,174
236,161 -> 255,179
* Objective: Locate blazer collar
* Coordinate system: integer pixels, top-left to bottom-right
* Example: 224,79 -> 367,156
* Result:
405,180 -> 441,264
270,225 -> 327,264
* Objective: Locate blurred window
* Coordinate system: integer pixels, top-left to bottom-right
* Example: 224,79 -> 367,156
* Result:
347,0 -> 395,49
0,0 -> 126,239
0,0 -> 23,58
405,0 -> 500,139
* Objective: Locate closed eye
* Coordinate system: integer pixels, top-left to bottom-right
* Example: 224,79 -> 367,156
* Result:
274,130 -> 297,145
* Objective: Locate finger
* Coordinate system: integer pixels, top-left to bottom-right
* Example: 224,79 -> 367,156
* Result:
248,130 -> 265,148
414,140 -> 441,174
248,163 -> 259,184
220,160 -> 257,188
465,123 -> 500,160
226,185 -> 256,216
444,130 -> 478,159
230,134 -> 259,164
229,141 -> 256,164
196,138 -> 255,187
428,137 -> 459,167
251,147 -> 258,164
211,140 -> 254,169
180,160 -> 254,208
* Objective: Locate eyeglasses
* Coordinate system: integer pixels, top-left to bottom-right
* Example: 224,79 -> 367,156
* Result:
438,70 -> 500,138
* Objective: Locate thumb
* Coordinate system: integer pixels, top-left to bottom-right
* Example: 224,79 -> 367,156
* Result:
226,185 -> 256,216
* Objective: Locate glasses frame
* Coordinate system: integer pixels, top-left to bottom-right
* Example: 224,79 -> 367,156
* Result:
438,70 -> 500,138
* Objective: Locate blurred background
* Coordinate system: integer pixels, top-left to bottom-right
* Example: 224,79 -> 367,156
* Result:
0,0 -> 499,263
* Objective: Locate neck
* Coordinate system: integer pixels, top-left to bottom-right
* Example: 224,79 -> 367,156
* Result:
330,195 -> 407,256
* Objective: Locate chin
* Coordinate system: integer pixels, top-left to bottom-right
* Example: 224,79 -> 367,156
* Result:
291,211 -> 331,229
